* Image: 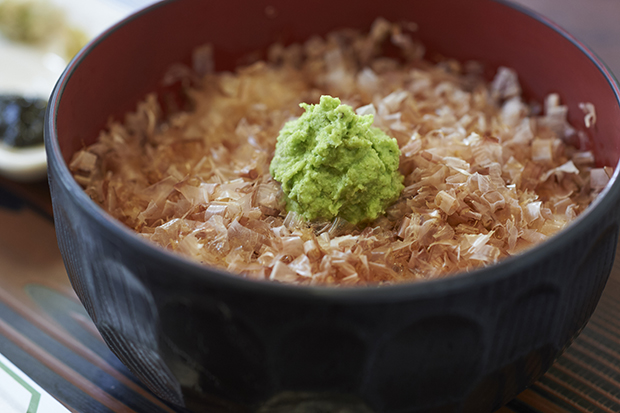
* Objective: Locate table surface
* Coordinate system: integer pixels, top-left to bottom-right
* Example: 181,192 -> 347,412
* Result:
2,0 -> 620,412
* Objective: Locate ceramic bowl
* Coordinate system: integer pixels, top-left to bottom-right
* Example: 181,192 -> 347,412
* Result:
45,0 -> 620,412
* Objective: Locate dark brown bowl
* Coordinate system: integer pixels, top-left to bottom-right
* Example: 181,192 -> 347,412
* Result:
45,0 -> 620,412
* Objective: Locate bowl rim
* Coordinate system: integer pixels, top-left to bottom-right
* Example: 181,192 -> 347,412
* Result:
45,0 -> 620,303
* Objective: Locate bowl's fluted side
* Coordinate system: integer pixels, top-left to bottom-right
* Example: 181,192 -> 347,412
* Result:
45,0 -> 620,412
48,174 -> 185,406
48,162 -> 620,413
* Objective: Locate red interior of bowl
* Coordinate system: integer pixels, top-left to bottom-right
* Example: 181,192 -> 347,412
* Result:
53,0 -> 620,168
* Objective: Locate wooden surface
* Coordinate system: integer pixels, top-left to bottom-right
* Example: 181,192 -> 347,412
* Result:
1,0 -> 620,412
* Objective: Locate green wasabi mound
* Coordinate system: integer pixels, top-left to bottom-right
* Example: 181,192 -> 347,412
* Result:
270,95 -> 404,224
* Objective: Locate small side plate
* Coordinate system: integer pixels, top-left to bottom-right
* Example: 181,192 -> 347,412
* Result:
0,0 -> 154,181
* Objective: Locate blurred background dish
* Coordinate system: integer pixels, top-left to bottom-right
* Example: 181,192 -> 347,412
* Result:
0,0 -> 156,181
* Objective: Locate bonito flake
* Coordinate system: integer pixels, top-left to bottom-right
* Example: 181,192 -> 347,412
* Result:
70,18 -> 610,286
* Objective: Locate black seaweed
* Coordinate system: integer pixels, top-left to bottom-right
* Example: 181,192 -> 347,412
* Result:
0,95 -> 46,148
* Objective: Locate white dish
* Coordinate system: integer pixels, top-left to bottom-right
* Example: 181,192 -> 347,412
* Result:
0,0 -> 156,181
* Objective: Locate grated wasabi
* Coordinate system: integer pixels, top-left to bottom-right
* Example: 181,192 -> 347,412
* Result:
270,95 -> 404,224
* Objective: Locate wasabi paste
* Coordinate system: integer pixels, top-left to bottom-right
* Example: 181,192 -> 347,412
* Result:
270,95 -> 404,224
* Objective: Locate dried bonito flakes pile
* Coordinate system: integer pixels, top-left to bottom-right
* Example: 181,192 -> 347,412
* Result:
70,19 -> 612,285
